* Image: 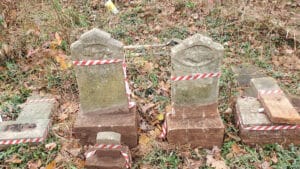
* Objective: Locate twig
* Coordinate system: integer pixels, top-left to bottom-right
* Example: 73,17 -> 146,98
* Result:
124,39 -> 181,50
124,44 -> 166,50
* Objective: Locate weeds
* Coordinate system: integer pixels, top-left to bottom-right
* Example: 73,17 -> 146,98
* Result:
141,148 -> 182,169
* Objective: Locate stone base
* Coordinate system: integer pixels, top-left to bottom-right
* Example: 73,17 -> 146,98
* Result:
85,146 -> 131,169
236,97 -> 300,146
166,107 -> 224,148
73,108 -> 138,148
173,103 -> 219,118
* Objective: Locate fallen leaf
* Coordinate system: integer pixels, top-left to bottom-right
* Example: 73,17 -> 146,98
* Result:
45,142 -> 57,151
55,32 -> 62,46
139,133 -> 150,145
45,160 -> 56,169
57,113 -> 68,121
156,113 -> 164,121
206,154 -> 229,169
5,154 -> 22,164
27,159 -> 42,169
141,103 -> 156,113
55,54 -> 71,70
144,62 -> 153,72
231,143 -> 246,154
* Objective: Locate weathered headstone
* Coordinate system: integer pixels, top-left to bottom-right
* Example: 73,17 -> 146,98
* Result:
250,77 -> 300,124
71,28 -> 138,147
167,34 -> 225,148
236,97 -> 300,145
85,131 -> 131,169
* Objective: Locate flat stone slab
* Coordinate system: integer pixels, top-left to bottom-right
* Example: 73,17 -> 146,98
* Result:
73,109 -> 138,148
166,107 -> 224,148
237,97 -> 270,126
251,77 -> 300,124
0,119 -> 50,148
17,95 -> 57,121
231,64 -> 265,87
85,146 -> 131,169
236,97 -> 300,146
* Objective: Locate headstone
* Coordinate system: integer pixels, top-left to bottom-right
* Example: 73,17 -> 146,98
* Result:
250,77 -> 300,124
236,97 -> 300,145
71,28 -> 127,115
167,34 -> 224,148
71,28 -> 138,147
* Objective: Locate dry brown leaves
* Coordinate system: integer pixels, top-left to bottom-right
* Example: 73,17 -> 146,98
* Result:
206,146 -> 229,169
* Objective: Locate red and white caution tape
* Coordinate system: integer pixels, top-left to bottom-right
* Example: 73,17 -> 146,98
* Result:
26,98 -> 56,104
171,72 -> 221,81
122,61 -> 136,109
0,121 -> 50,145
237,108 -> 300,131
72,59 -> 123,66
159,108 -> 175,139
72,58 -> 136,109
258,89 -> 283,95
244,125 -> 300,131
0,138 -> 45,145
121,150 -> 131,168
85,144 -> 131,168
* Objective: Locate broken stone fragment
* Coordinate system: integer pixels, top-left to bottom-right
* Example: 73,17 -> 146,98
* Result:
250,77 -> 300,124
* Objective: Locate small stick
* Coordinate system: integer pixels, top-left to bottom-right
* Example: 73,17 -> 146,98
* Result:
124,39 -> 181,50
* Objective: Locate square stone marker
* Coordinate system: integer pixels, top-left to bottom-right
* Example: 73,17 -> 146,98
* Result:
250,77 -> 300,124
74,109 -> 138,148
96,131 -> 121,145
0,119 -> 50,148
236,97 -> 300,146
167,107 -> 224,148
17,95 -> 57,121
85,146 -> 131,169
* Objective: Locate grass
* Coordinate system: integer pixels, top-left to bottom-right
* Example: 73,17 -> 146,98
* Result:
0,135 -> 60,168
136,148 -> 182,169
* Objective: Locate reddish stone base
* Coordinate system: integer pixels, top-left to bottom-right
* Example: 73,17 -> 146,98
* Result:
73,108 -> 138,148
166,107 -> 224,148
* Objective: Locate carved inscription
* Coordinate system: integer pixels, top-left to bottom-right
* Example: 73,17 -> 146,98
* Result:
3,123 -> 37,132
